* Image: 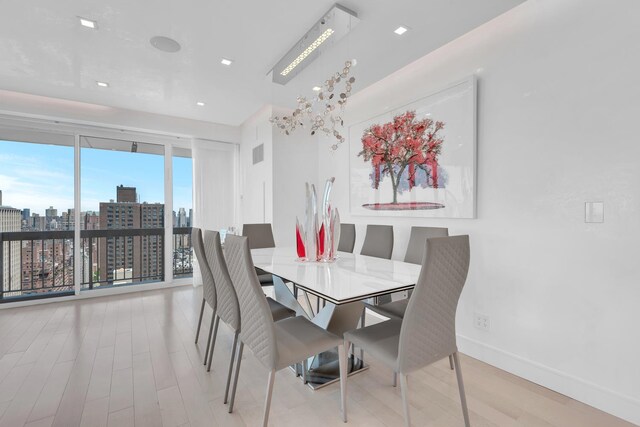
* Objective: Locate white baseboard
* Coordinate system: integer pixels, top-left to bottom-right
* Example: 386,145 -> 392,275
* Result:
457,335 -> 640,426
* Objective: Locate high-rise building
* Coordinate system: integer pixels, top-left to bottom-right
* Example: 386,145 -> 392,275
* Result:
98,186 -> 164,285
82,211 -> 100,230
188,208 -> 193,227
63,209 -> 75,230
177,208 -> 187,227
117,185 -> 137,203
45,206 -> 57,219
21,208 -> 30,222
45,206 -> 58,229
31,213 -> 46,231
0,192 -> 22,293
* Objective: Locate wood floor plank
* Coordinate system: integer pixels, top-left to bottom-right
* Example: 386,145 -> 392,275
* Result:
130,297 -> 150,356
108,367 -> 133,414
25,415 -> 55,427
132,352 -> 162,427
142,295 -> 178,392
169,350 -> 216,427
85,345 -> 115,402
112,332 -> 132,371
0,362 -> 34,403
0,351 -> 23,385
27,360 -> 75,423
157,385 -> 189,427
0,331 -> 68,427
106,407 -> 134,427
79,396 -> 109,427
51,302 -> 106,427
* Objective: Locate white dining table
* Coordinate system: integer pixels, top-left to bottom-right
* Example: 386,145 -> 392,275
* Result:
251,246 -> 422,305
250,246 -> 422,389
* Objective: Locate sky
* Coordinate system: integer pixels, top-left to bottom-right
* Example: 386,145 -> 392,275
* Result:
0,139 -> 192,215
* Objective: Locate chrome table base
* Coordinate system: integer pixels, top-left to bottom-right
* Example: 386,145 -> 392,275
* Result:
274,276 -> 369,390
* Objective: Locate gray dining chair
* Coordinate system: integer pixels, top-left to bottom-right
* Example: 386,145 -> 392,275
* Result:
366,226 -> 450,319
343,235 -> 471,427
202,230 -> 295,405
224,235 -> 347,426
242,223 -> 276,249
192,228 -> 218,366
360,224 -> 394,259
242,223 -> 276,287
338,223 -> 356,253
365,226 -> 454,371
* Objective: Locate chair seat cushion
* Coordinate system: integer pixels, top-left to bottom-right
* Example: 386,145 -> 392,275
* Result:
274,316 -> 342,370
267,297 -> 296,322
364,299 -> 408,319
344,319 -> 402,371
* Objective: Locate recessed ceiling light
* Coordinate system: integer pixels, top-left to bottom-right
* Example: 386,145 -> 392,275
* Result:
196,101 -> 205,106
79,17 -> 97,29
312,86 -> 321,91
221,58 -> 233,66
96,81 -> 109,88
394,26 -> 409,35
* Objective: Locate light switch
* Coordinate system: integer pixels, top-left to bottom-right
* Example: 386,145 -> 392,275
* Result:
585,202 -> 604,223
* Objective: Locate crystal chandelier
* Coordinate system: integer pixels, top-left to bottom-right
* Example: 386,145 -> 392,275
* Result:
270,60 -> 356,151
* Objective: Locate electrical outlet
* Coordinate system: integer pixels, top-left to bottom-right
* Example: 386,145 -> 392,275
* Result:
474,313 -> 490,331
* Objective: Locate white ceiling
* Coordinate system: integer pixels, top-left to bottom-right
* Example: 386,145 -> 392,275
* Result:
0,0 -> 525,127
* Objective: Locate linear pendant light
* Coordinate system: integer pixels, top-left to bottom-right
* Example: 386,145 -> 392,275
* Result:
270,3 -> 359,85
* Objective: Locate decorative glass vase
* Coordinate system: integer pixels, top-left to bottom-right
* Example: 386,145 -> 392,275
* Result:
295,177 -> 340,262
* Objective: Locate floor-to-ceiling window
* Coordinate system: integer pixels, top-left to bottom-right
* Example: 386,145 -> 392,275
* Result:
0,136 -> 75,300
0,121 -> 202,303
80,136 -> 165,289
172,148 -> 193,278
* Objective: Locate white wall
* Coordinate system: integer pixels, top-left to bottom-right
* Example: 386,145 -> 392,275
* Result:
239,106 -> 274,226
271,106 -> 320,247
314,0 -> 639,423
239,106 -> 321,246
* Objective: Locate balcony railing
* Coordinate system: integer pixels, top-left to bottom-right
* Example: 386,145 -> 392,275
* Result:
173,227 -> 193,278
0,227 -> 193,302
0,230 -> 75,300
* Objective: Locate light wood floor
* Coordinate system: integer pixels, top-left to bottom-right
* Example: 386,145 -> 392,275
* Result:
0,286 -> 634,427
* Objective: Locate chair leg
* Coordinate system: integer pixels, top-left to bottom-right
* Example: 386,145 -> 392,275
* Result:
195,299 -> 205,344
359,309 -> 365,364
449,354 -> 455,370
262,369 -> 276,427
399,374 -> 410,427
453,352 -> 471,427
203,312 -> 215,365
302,358 -> 308,384
207,316 -> 220,372
228,341 -> 244,413
224,331 -> 239,404
393,372 -> 397,387
338,343 -> 348,423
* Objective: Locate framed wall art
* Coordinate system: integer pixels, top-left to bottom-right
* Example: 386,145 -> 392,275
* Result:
349,76 -> 477,218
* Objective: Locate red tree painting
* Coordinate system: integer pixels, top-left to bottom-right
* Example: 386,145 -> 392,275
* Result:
358,110 -> 445,206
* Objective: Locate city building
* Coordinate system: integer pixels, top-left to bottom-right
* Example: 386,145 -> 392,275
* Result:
98,186 -> 164,284
30,213 -> 46,231
116,185 -> 137,203
62,208 -> 74,230
0,191 -> 22,294
177,207 -> 187,227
